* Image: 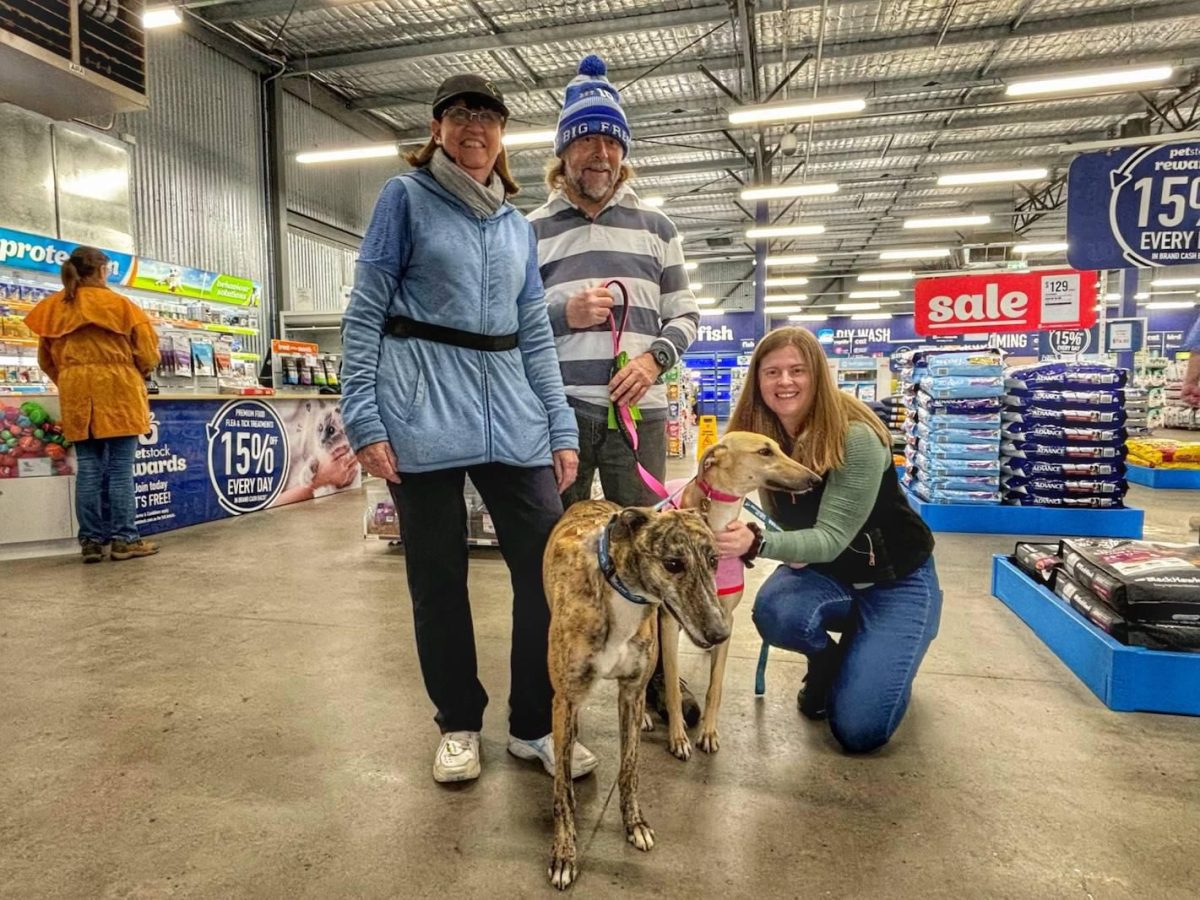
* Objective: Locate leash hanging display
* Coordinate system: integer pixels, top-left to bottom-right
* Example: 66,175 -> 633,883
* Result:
602,278 -> 669,501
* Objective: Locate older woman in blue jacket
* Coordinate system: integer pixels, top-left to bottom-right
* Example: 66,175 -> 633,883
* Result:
341,74 -> 594,785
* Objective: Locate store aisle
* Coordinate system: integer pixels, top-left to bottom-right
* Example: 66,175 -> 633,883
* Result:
2,479 -> 1199,899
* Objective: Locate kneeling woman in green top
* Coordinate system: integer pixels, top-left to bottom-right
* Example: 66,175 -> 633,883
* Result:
716,327 -> 941,753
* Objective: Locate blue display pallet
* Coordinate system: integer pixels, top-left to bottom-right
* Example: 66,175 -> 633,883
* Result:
991,556 -> 1200,715
905,491 -> 1143,537
1126,464 -> 1200,489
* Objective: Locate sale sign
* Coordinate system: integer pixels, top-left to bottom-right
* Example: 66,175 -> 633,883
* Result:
914,270 -> 1097,336
1067,141 -> 1200,269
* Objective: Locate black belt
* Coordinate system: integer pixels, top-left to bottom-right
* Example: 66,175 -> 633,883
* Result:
385,314 -> 518,352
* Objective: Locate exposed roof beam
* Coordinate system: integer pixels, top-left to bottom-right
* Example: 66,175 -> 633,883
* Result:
338,4 -> 1199,92
201,0 -> 817,26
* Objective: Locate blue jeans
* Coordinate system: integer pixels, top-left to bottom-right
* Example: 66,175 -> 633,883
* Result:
752,557 -> 942,754
74,436 -> 140,544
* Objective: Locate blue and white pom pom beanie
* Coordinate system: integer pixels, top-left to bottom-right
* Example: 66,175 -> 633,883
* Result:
554,55 -> 631,158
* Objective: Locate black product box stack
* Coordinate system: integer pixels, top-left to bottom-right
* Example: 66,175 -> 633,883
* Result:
1012,539 -> 1200,652
1000,362 -> 1129,509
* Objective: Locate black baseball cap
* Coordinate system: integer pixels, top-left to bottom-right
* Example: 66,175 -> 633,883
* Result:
432,74 -> 509,119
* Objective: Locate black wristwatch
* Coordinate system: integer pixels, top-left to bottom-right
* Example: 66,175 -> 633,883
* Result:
650,344 -> 673,373
740,522 -> 766,568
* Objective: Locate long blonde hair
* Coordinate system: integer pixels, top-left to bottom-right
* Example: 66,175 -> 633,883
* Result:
727,326 -> 890,475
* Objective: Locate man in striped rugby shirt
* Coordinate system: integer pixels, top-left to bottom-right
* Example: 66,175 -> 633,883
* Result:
528,54 -> 702,725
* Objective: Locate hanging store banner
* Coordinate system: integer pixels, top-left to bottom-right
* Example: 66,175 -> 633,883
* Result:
0,225 -> 136,283
1066,141 -> 1200,269
134,397 -> 360,536
0,224 -> 260,306
914,270 -> 1097,336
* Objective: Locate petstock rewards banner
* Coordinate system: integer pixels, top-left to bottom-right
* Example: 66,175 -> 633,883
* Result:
1067,140 -> 1200,269
134,398 -> 360,536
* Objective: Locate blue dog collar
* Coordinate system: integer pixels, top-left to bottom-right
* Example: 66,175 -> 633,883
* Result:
597,517 -> 652,606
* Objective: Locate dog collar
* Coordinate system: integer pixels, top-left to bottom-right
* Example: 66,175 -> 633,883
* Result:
694,478 -> 742,504
597,518 -> 652,606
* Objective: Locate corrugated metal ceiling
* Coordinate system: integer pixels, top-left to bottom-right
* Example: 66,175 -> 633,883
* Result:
192,0 -> 1200,283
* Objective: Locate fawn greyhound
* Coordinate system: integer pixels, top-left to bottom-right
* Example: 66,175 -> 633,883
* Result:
655,431 -> 820,759
543,502 -> 729,890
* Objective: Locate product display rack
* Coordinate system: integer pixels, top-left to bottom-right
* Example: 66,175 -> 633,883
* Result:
829,356 -> 890,403
0,262 -> 263,396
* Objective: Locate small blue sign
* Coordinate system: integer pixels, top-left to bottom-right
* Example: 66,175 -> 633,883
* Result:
1039,324 -> 1101,358
0,225 -> 136,283
205,400 -> 289,515
1067,141 -> 1200,269
1103,317 -> 1146,353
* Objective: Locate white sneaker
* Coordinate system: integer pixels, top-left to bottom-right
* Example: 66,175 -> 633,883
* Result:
433,731 -> 481,783
507,734 -> 599,779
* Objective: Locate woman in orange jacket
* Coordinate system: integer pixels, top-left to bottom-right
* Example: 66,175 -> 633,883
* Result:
26,246 -> 161,563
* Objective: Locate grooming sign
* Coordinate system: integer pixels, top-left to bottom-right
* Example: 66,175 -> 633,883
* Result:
1067,140 -> 1200,269
914,270 -> 1097,336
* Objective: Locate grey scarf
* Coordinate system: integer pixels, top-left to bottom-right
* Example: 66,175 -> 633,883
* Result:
428,148 -> 506,218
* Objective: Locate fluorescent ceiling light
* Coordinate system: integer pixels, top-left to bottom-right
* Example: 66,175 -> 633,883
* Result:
689,282 -> 703,290
903,215 -> 991,229
1103,293 -> 1122,301
296,144 -> 398,164
1134,292 -> 1150,300
741,183 -> 839,201
1006,65 -> 1173,97
1150,290 -> 1196,296
143,6 -> 182,28
699,309 -> 727,316
1014,242 -> 1069,254
765,254 -> 819,267
787,314 -> 827,322
643,195 -> 666,208
694,296 -> 717,306
857,271 -> 913,282
937,168 -> 1047,186
848,290 -> 901,299
765,294 -> 809,303
684,262 -> 699,271
502,129 -> 555,147
729,97 -> 866,126
835,302 -> 881,312
1144,301 -> 1197,310
879,247 -> 951,260
850,312 -> 893,320
764,276 -> 809,287
746,224 -> 826,239
762,305 -> 806,314
1151,276 -> 1200,287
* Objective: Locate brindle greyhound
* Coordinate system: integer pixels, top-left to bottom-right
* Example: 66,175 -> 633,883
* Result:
543,503 -> 729,890
656,432 -> 820,759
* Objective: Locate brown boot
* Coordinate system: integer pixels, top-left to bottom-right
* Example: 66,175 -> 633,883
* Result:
110,538 -> 160,561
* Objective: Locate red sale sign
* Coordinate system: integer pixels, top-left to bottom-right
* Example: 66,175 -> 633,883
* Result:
914,269 -> 1097,336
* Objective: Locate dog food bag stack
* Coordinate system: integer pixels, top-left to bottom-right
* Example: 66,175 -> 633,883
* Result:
1011,539 -> 1200,652
1001,362 -> 1129,509
1123,386 -> 1151,435
903,349 -> 1005,505
1127,437 -> 1200,470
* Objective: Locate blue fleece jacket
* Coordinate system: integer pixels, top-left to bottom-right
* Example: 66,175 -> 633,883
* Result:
340,170 -> 578,472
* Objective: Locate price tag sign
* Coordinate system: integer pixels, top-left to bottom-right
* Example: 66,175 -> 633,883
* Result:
205,400 -> 290,515
1039,273 -> 1081,324
1067,140 -> 1200,269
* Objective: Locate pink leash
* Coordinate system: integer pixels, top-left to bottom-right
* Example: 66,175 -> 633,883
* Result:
604,279 -> 669,500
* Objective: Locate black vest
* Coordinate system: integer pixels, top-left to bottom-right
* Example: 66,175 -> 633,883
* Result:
762,465 -> 934,585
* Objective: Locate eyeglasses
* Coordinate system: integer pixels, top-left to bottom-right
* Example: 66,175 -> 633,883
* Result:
443,107 -> 504,127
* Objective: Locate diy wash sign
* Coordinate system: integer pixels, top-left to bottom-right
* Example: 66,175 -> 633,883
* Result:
914,270 -> 1097,336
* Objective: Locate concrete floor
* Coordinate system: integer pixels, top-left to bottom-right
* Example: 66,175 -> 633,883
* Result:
2,466 -> 1199,899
